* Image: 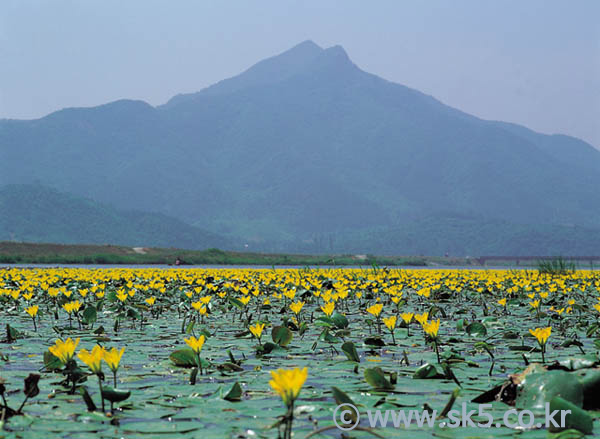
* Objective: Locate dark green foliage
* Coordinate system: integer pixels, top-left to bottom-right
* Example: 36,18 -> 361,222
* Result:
0,184 -> 232,250
537,257 -> 576,275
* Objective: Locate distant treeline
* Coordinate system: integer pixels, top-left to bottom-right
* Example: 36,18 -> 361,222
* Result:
0,242 -> 434,267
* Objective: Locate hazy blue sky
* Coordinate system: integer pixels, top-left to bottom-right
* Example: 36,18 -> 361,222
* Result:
1,1 -> 599,147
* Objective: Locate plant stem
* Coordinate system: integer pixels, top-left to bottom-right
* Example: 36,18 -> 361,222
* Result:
98,374 -> 105,413
16,395 -> 30,414
196,352 -> 203,376
285,402 -> 294,439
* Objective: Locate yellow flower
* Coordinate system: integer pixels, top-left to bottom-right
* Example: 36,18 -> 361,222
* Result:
497,298 -> 507,306
529,299 -> 540,309
416,287 -> 431,298
290,300 -> 304,315
191,301 -> 206,313
539,292 -> 549,299
594,303 -> 600,313
116,291 -> 128,302
414,312 -> 429,326
567,299 -> 575,306
25,305 -> 39,318
145,297 -> 156,306
200,296 -> 212,305
184,335 -> 205,354
249,322 -> 265,339
239,296 -> 251,306
103,347 -> 125,372
48,338 -> 80,364
422,319 -> 440,338
321,301 -> 335,317
529,327 -> 551,346
63,300 -> 82,314
382,315 -> 397,331
366,303 -> 383,317
48,288 -> 60,298
77,345 -> 104,374
23,292 -> 34,301
400,312 -> 414,324
269,367 -> 308,407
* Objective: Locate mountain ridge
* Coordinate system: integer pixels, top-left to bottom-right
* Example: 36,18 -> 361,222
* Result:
0,184 -> 233,250
1,41 -> 598,255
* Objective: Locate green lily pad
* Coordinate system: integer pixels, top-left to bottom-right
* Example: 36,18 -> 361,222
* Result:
516,370 -> 583,410
548,396 -> 593,434
413,363 -> 444,379
223,382 -> 243,401
341,341 -> 360,362
271,326 -> 293,347
465,322 -> 487,337
101,386 -> 131,403
364,367 -> 394,390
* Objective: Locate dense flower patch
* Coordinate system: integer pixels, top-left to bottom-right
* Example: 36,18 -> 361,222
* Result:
1,267 -> 599,437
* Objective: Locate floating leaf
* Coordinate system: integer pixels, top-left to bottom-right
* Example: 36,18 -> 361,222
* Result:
331,312 -> 349,329
364,367 -> 394,390
413,363 -> 443,379
257,341 -> 281,355
364,337 -> 385,347
548,396 -> 593,434
331,387 -> 358,423
169,349 -> 197,368
223,382 -> 243,401
82,306 -> 97,325
101,386 -> 131,403
341,341 -> 360,362
465,322 -> 487,337
228,298 -> 244,310
6,324 -> 21,341
43,351 -> 63,372
516,370 -> 583,410
271,326 -> 293,347
23,373 -> 40,398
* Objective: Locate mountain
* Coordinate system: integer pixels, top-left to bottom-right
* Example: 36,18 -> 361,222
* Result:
0,184 -> 232,249
1,40 -> 599,255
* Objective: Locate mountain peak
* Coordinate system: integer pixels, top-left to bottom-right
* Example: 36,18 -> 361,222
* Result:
286,39 -> 323,54
323,44 -> 350,60
162,40 -> 325,107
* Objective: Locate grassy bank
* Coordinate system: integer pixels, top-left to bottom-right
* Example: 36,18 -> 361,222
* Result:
0,242 -> 467,266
